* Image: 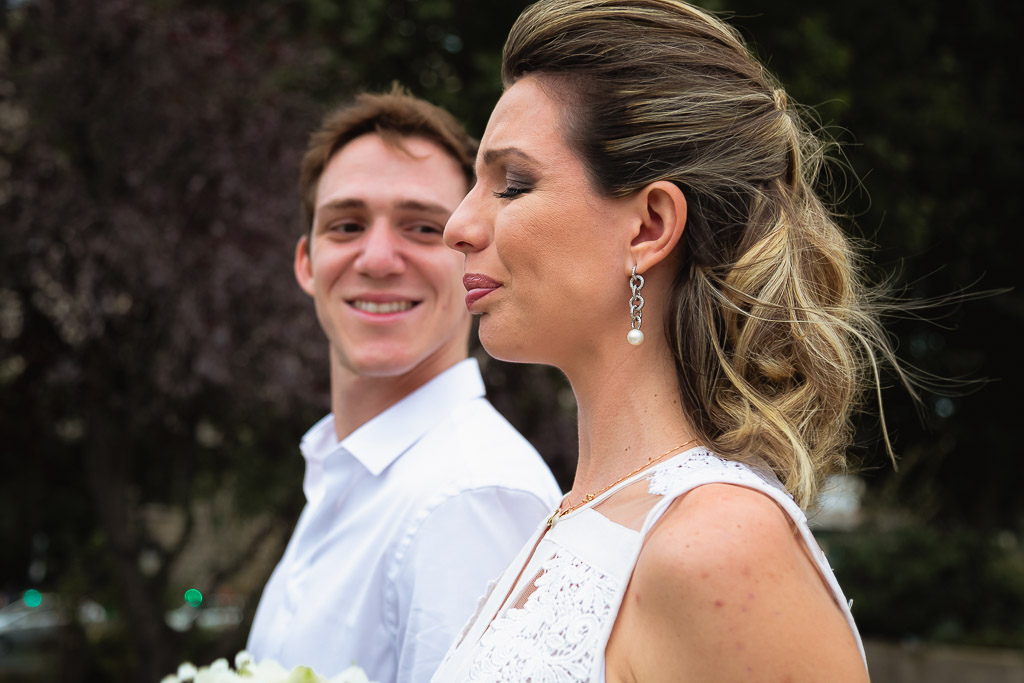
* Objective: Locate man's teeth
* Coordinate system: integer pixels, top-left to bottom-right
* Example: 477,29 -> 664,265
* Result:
353,300 -> 414,314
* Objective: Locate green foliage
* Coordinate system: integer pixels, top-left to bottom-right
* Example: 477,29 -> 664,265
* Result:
823,524 -> 1024,648
241,0 -> 534,134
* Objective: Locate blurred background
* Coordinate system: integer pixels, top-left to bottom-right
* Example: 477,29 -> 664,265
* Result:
0,0 -> 1020,681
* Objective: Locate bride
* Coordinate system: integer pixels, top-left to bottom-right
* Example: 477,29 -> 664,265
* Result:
434,0 -> 883,680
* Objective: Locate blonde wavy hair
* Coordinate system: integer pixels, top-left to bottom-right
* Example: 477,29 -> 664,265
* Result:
505,0 -> 903,508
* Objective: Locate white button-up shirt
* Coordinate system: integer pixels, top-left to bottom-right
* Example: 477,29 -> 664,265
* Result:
247,359 -> 562,683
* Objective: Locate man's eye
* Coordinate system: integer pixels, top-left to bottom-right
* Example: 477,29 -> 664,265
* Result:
412,224 -> 443,235
332,222 -> 363,233
493,186 -> 529,200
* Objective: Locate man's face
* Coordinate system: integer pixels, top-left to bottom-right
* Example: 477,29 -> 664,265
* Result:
295,133 -> 471,384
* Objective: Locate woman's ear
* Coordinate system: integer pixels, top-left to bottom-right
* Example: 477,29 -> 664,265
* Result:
627,180 -> 686,274
294,235 -> 316,297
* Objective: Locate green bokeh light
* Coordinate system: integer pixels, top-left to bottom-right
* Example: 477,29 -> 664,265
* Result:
23,589 -> 42,608
184,588 -> 203,607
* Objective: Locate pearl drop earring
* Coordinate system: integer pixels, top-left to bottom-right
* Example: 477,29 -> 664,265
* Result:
628,265 -> 645,346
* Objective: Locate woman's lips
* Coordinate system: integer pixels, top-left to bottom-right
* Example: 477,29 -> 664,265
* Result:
463,273 -> 501,309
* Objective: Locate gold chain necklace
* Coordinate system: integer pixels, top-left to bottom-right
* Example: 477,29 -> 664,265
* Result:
545,438 -> 699,528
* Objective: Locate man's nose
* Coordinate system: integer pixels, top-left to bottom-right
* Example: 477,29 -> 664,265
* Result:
355,223 -> 405,277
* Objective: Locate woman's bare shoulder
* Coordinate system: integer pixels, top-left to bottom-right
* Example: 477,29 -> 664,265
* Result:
642,483 -> 802,577
609,483 -> 867,683
629,483 -> 812,624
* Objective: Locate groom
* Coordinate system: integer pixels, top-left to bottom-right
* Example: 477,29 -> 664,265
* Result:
247,87 -> 561,683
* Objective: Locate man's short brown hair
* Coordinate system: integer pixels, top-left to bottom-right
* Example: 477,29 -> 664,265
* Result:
299,84 -> 478,233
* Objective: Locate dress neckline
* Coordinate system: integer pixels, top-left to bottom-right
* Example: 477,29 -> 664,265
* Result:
546,446 -> 709,528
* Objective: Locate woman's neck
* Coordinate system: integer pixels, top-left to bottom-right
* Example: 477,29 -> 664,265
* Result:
563,337 -> 697,507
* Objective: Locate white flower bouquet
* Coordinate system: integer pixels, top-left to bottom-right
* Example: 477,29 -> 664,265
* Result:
161,650 -> 378,683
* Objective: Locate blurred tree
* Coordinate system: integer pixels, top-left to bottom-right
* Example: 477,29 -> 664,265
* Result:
2,0 -> 329,679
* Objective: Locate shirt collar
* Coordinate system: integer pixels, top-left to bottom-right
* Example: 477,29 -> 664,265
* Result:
300,358 -> 486,476
298,413 -> 340,463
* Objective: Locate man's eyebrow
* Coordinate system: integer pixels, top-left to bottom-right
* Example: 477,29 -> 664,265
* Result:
394,199 -> 452,216
482,147 -> 538,167
316,198 -> 450,216
316,198 -> 367,213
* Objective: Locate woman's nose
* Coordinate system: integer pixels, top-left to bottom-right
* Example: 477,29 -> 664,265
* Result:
444,186 -> 489,254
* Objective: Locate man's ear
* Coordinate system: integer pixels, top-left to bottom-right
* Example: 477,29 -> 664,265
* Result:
294,235 -> 316,297
627,180 -> 686,274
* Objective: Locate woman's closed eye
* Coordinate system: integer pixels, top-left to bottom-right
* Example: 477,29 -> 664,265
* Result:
493,185 -> 530,200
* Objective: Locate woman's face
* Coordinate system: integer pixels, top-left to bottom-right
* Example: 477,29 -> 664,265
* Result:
444,76 -> 636,367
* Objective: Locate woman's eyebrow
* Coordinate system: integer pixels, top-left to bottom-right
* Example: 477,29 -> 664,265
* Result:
481,146 -> 539,167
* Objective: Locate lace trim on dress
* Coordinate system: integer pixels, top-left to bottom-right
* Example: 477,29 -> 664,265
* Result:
647,448 -> 791,501
463,550 -> 618,683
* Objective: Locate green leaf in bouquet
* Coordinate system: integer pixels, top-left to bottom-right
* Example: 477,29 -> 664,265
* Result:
285,666 -> 324,683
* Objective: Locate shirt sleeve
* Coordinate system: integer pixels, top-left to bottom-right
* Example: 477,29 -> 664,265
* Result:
391,486 -> 551,683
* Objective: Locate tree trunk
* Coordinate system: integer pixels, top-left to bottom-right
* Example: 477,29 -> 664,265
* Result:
86,435 -> 173,682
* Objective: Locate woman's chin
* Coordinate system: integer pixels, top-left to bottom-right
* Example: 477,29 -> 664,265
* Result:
479,322 -> 543,365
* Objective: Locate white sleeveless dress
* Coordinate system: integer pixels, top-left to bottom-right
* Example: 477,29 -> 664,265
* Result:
431,447 -> 865,683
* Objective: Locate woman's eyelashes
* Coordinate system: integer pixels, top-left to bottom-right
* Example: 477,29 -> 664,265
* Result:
493,185 -> 530,200
488,164 -> 536,200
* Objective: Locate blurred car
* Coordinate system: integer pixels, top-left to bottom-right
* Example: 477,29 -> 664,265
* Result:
0,593 -> 69,656
165,602 -> 243,633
